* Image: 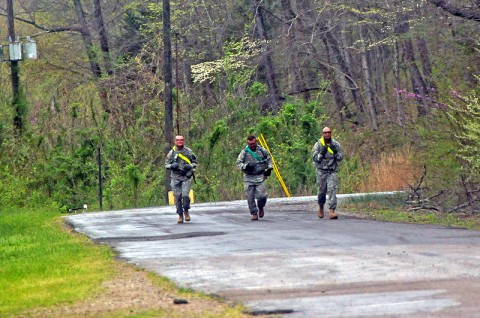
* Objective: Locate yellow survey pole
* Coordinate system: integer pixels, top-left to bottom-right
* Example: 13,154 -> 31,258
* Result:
258,134 -> 291,197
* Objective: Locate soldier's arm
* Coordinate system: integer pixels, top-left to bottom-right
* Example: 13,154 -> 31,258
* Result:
164,150 -> 175,169
334,142 -> 344,162
236,150 -> 247,171
263,148 -> 273,169
312,142 -> 322,162
190,151 -> 198,168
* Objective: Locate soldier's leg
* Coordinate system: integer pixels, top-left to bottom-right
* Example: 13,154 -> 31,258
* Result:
255,183 -> 267,218
316,170 -> 328,218
171,179 -> 184,223
316,170 -> 328,206
181,178 -> 192,211
244,184 -> 258,215
181,179 -> 192,221
327,172 -> 339,219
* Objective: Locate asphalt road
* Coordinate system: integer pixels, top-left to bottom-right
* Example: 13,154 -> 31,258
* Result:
65,194 -> 480,318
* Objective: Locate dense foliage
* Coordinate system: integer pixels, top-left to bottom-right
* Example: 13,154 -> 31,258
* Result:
0,0 -> 479,212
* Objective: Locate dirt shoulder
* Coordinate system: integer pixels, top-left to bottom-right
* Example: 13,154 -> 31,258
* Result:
18,261 -> 253,318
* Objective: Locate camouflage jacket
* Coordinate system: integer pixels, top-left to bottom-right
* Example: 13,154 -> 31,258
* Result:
165,146 -> 197,181
312,138 -> 344,172
236,145 -> 273,184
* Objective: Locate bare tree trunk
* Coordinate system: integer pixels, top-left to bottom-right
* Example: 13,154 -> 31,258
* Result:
163,0 -> 173,203
253,0 -> 281,113
280,0 -> 309,101
403,38 -> 430,116
93,0 -> 112,75
73,0 -> 110,113
416,37 -> 436,97
359,24 -> 378,131
373,44 -> 392,124
393,40 -> 405,126
293,0 -> 357,125
393,8 -> 431,117
324,30 -> 365,114
311,41 -> 350,125
73,0 -> 102,78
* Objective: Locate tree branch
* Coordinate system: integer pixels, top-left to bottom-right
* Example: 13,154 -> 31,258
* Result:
427,0 -> 480,22
0,13 -> 82,35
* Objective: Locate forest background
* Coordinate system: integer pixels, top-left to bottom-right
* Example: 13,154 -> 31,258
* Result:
0,0 -> 479,214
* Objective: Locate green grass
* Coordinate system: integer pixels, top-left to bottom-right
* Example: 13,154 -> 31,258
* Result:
342,193 -> 480,230
0,207 -> 114,317
0,207 -> 250,318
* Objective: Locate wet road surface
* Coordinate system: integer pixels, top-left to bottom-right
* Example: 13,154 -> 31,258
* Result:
65,195 -> 480,317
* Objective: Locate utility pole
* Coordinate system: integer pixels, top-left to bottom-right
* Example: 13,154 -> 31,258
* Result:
175,33 -> 180,136
6,0 -> 22,135
163,0 -> 173,204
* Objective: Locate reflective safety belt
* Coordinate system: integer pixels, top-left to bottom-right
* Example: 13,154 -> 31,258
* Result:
320,137 -> 334,154
173,146 -> 192,164
245,146 -> 264,161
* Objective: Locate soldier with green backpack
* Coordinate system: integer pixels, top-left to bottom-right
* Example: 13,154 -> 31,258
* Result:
236,134 -> 273,221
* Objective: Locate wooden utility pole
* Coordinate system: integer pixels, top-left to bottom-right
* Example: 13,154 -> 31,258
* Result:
163,0 -> 173,203
6,0 -> 22,135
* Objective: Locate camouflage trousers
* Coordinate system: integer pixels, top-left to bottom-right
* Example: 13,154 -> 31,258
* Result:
316,170 -> 339,210
171,178 -> 192,215
244,182 -> 267,215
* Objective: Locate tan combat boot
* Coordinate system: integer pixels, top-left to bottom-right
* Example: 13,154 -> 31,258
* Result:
329,209 -> 338,219
251,214 -> 259,221
317,205 -> 324,218
184,210 -> 191,222
177,213 -> 184,223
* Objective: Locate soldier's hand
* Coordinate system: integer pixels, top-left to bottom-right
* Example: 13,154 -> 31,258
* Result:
184,164 -> 192,171
320,146 -> 328,156
170,162 -> 179,169
245,162 -> 256,171
264,167 -> 273,177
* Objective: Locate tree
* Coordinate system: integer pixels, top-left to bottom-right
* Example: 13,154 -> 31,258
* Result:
252,0 -> 281,113
93,0 -> 112,75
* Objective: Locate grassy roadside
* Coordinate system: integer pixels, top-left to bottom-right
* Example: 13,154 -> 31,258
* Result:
0,207 -> 113,316
0,208 -> 250,318
341,194 -> 480,231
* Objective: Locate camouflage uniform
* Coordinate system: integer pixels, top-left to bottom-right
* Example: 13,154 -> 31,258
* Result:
312,138 -> 344,210
236,146 -> 273,216
165,146 -> 197,215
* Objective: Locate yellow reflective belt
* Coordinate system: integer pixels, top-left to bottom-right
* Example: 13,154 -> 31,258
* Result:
320,137 -> 334,154
173,147 -> 192,164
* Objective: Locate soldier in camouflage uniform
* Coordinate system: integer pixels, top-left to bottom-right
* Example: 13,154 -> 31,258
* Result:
236,134 -> 273,221
312,127 -> 344,219
165,135 -> 197,223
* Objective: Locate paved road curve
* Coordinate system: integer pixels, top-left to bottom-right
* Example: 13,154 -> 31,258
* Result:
65,195 -> 480,318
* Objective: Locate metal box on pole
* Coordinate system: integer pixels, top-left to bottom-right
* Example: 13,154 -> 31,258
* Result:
23,36 -> 37,59
9,39 -> 22,61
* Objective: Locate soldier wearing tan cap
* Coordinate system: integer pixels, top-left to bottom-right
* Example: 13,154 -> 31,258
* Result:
312,127 -> 344,219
